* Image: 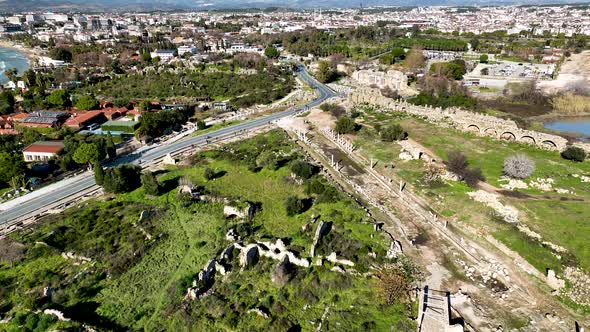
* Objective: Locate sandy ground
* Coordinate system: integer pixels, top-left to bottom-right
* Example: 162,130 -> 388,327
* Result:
539,51 -> 590,95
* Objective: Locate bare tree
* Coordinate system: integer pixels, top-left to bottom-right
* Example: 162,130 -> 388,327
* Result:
404,46 -> 425,71
0,239 -> 25,266
504,154 -> 535,179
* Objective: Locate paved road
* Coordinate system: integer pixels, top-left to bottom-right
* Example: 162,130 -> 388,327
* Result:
0,65 -> 336,225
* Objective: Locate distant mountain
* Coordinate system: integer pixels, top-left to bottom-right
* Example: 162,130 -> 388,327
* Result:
0,0 -> 587,12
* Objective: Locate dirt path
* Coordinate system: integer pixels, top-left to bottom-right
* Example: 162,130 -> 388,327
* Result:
280,118 -> 582,331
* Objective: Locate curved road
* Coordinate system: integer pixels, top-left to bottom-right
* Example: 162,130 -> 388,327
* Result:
0,65 -> 336,226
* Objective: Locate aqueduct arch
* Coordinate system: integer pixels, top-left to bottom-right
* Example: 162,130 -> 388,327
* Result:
500,132 -> 516,141
519,135 -> 536,145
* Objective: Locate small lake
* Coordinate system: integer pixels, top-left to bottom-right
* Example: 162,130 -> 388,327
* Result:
544,116 -> 590,141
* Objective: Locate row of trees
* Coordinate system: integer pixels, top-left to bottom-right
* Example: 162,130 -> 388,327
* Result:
77,70 -> 294,107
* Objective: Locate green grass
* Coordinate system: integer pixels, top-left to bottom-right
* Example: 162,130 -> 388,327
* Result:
356,110 -> 590,276
1,130 -> 415,331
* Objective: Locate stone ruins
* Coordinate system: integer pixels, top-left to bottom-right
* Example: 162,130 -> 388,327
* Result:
351,69 -> 417,97
350,87 -> 590,153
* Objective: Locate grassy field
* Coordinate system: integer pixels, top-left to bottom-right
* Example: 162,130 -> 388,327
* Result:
0,130 -> 415,331
354,109 -> 590,275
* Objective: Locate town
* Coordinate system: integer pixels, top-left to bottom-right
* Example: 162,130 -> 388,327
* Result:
0,3 -> 588,332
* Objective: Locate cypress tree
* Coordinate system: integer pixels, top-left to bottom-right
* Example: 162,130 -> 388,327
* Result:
94,161 -> 104,186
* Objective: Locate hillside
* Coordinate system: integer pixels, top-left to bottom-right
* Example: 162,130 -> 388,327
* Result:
0,130 -> 418,331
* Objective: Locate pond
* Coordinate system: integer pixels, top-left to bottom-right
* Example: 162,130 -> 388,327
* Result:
544,116 -> 590,141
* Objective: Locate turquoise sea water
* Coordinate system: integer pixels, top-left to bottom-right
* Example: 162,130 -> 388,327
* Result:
0,47 -> 30,84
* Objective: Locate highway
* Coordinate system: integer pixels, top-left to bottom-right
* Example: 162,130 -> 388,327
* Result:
0,65 -> 336,226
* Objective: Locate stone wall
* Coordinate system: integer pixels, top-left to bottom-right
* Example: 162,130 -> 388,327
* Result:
350,87 -> 581,152
351,69 -> 416,97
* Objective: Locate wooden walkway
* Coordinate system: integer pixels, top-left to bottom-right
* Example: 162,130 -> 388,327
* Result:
417,286 -> 463,332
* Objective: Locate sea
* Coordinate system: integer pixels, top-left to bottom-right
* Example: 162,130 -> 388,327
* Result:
0,47 -> 30,84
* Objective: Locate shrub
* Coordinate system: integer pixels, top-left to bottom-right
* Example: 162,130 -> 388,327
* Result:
445,151 -> 468,175
197,120 -> 207,130
319,103 -> 345,118
335,117 -> 356,134
561,146 -> 587,162
380,124 -> 407,142
290,160 -> 315,179
285,196 -> 305,216
503,154 -> 535,179
204,167 -> 216,180
141,171 -> 160,196
103,164 -> 142,194
463,167 -> 485,188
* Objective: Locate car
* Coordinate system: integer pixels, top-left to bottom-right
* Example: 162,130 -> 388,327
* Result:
87,123 -> 99,131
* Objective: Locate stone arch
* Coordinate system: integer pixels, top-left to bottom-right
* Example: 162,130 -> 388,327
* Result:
519,135 -> 536,145
484,128 -> 497,137
500,132 -> 516,141
466,124 -> 480,133
541,140 -> 557,148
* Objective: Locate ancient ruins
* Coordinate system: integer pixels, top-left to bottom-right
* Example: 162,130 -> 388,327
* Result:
349,87 -> 590,153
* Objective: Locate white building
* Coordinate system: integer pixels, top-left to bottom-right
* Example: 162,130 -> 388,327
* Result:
150,50 -> 176,61
177,45 -> 197,56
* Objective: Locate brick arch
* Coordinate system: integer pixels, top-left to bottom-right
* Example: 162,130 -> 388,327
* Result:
500,131 -> 516,141
519,135 -> 536,145
466,124 -> 480,133
541,140 -> 557,148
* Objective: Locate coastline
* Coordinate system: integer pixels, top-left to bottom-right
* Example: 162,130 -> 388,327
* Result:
0,39 -> 42,64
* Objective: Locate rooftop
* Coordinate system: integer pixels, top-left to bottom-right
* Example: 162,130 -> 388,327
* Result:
23,140 -> 65,154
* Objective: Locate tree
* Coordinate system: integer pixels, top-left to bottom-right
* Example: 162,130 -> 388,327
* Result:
503,154 -> 535,179
203,167 -> 216,180
105,132 -> 116,159
0,239 -> 25,266
94,161 -> 104,185
141,171 -> 160,196
49,47 -> 73,62
196,120 -> 207,130
390,47 -> 406,60
73,143 -> 99,166
285,196 -> 305,216
0,91 -> 15,115
0,152 -> 26,188
479,54 -> 489,63
139,100 -> 152,111
75,95 -> 99,110
480,67 -> 489,75
257,150 -> 281,170
430,60 -> 466,80
290,160 -> 315,179
319,103 -> 345,118
375,257 -> 422,305
470,38 -> 480,51
380,124 -> 407,142
404,46 -> 425,71
463,167 -> 485,188
47,89 -> 70,108
4,68 -> 18,83
445,151 -> 468,176
561,146 -> 587,162
102,164 -> 142,193
316,60 -> 336,83
264,46 -> 280,59
141,51 -> 151,63
335,117 -> 356,134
